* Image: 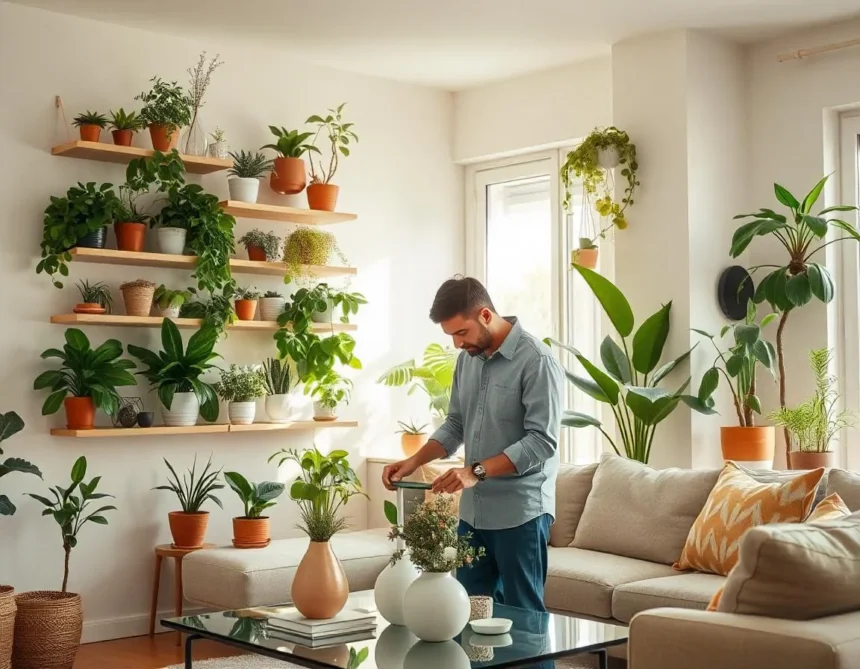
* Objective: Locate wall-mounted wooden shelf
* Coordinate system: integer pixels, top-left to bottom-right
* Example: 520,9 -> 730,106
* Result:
50,314 -> 357,333
51,421 -> 357,438
220,201 -> 357,226
67,247 -> 357,279
51,141 -> 232,175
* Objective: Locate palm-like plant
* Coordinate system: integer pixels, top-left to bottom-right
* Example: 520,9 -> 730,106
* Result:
261,127 -> 320,159
154,456 -> 224,513
377,343 -> 457,417
0,411 -> 41,516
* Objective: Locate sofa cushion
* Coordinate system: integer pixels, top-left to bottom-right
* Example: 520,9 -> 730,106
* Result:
807,492 -> 851,521
545,546 -> 677,619
183,529 -> 393,610
716,511 -> 860,619
572,454 -> 720,565
827,469 -> 860,511
549,463 -> 598,547
611,573 -> 725,623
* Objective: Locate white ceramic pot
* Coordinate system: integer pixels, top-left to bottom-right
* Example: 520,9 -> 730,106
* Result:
259,297 -> 286,322
313,401 -> 338,422
597,146 -> 620,169
155,305 -> 182,319
311,299 -> 336,323
375,625 -> 419,669
157,227 -> 187,255
403,571 -> 470,642
228,401 -> 256,425
228,177 -> 260,204
209,140 -> 228,160
265,394 -> 293,423
374,554 -> 420,626
161,392 -> 199,427
404,640 -> 470,667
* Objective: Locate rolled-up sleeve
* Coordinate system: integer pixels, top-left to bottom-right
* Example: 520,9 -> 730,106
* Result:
429,356 -> 464,457
503,355 -> 564,474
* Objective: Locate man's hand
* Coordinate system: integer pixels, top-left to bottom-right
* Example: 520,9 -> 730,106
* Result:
432,466 -> 478,494
382,458 -> 419,491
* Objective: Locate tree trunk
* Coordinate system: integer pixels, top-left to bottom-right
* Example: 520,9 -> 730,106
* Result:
62,543 -> 71,593
745,373 -> 756,427
776,310 -> 791,461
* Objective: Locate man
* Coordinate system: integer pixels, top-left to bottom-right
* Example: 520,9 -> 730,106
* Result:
382,276 -> 564,612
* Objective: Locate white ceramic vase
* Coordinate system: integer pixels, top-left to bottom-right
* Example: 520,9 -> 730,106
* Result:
265,394 -> 293,423
374,554 -> 420,626
155,305 -> 181,319
403,640 -> 470,668
228,401 -> 256,425
375,625 -> 419,669
403,571 -> 470,642
259,297 -> 286,322
161,392 -> 199,427
313,401 -> 338,422
597,146 -> 620,169
228,177 -> 260,204
311,299 -> 336,323
157,227 -> 187,255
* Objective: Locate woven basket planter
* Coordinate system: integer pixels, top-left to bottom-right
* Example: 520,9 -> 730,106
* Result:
0,586 -> 15,669
120,281 -> 156,317
12,591 -> 82,669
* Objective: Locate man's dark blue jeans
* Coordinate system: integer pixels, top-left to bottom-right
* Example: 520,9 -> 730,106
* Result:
456,513 -> 551,612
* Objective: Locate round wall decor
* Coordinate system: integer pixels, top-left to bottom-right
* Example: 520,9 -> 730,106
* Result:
718,266 -> 755,321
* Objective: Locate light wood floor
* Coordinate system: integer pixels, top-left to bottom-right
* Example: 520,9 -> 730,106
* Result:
74,633 -> 245,669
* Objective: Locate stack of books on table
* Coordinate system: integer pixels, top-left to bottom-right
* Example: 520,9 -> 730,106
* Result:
267,607 -> 377,648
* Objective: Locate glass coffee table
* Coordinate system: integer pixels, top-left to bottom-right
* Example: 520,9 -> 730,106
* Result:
163,591 -> 628,669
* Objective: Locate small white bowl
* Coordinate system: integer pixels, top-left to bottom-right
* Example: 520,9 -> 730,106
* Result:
469,632 -> 513,648
469,618 -> 513,635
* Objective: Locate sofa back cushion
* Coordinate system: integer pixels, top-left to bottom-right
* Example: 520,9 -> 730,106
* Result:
807,493 -> 851,522
827,469 -> 860,512
549,463 -> 598,547
715,511 -> 860,619
572,454 -> 720,565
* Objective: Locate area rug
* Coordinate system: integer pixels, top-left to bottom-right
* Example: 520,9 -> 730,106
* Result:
165,653 -> 608,668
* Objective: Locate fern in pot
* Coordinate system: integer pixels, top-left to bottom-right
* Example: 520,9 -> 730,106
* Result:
259,289 -> 286,322
263,358 -> 297,423
215,364 -> 267,425
227,151 -> 273,204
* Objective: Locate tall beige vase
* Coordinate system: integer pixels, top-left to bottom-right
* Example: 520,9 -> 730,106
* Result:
291,541 -> 348,619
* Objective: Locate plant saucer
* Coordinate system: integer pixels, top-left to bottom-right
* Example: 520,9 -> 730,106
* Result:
73,303 -> 106,315
233,538 -> 271,549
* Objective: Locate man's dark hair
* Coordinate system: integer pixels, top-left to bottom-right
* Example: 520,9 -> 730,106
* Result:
429,276 -> 496,323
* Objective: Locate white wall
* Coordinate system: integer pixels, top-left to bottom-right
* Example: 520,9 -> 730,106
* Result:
0,1 -> 463,641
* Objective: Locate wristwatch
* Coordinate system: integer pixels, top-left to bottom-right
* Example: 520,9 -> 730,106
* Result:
471,462 -> 487,482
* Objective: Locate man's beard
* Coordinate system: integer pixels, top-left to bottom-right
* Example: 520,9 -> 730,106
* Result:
464,325 -> 493,357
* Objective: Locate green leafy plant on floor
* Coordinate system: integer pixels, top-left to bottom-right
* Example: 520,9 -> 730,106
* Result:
76,280 -> 113,313
0,411 -> 41,517
108,108 -> 145,132
28,456 -> 116,592
215,364 -> 267,403
154,456 -> 224,512
228,151 -> 273,180
377,343 -> 458,417
261,127 -> 320,159
224,472 -> 285,519
72,111 -> 107,128
547,265 -> 716,464
180,287 -> 237,335
306,103 -> 358,185
136,77 -> 191,133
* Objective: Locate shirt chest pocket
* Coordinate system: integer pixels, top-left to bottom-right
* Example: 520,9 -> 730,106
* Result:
491,384 -> 523,423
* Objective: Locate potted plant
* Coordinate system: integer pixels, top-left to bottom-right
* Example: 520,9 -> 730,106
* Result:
388,495 -> 484,642
183,52 -> 224,156
72,110 -> 107,142
769,348 -> 856,470
0,411 -> 41,516
73,280 -> 112,315
17,457 -> 114,668
310,370 -> 352,421
547,265 -> 717,464
694,300 -> 779,469
561,126 -> 638,270
215,364 -> 267,425
180,287 -> 237,335
259,290 -> 286,322
136,77 -> 192,152
153,285 -> 191,318
268,447 -> 365,618
234,286 -> 261,321
209,127 -> 228,159
153,456 -> 223,548
238,229 -> 281,262
34,329 -> 136,430
227,152 -> 273,204
304,103 -> 358,211
119,279 -> 157,317
108,108 -> 144,147
284,227 -> 348,281
113,199 -> 149,253
730,176 -> 860,462
261,126 -> 319,195
315,284 -> 367,324
263,357 -> 296,423
37,182 -> 121,287
396,420 -> 428,457
127,319 -> 221,426
224,472 -> 285,548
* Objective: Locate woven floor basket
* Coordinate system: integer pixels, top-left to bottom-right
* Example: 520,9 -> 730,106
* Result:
0,586 -> 15,669
121,285 -> 156,317
12,591 -> 82,669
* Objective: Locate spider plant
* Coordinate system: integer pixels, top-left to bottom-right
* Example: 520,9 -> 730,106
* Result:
153,456 -> 224,513
76,280 -> 113,313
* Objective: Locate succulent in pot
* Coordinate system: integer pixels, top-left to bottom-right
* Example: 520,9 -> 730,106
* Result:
209,127 -> 228,159
154,456 -> 223,549
305,103 -> 358,211
234,286 -> 261,321
261,126 -> 320,195
224,472 -> 285,548
396,420 -> 428,458
238,229 -> 281,263
263,357 -> 296,423
72,110 -> 107,142
34,329 -> 137,430
259,289 -> 286,322
215,364 -> 267,425
127,319 -> 221,426
108,108 -> 144,147
153,285 -> 191,319
136,77 -> 192,152
227,151 -> 273,204
310,370 -> 352,421
119,278 -> 157,317
74,280 -> 112,315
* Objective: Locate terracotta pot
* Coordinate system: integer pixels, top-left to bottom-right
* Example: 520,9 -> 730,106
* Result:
401,433 -> 428,457
291,541 -> 348,619
233,517 -> 271,548
114,222 -> 146,252
572,247 -> 599,269
12,591 -> 82,669
0,586 -> 14,669
246,245 -> 267,262
269,157 -> 306,195
72,303 -> 105,315
307,183 -> 340,212
788,450 -> 839,470
64,397 -> 94,430
78,125 -> 101,142
149,124 -> 178,152
720,426 -> 775,470
235,299 -> 258,321
111,129 -> 133,147
168,511 -> 209,549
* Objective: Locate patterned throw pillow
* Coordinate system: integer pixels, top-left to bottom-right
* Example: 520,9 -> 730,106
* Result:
675,462 -> 824,576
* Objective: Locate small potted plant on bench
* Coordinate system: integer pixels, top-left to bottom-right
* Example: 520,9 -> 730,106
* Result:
153,456 -> 223,549
224,471 -> 285,548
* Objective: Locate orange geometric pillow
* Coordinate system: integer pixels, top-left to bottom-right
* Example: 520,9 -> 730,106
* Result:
675,462 -> 824,577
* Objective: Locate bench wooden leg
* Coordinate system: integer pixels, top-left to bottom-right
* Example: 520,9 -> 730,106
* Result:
174,556 -> 184,646
149,554 -> 163,637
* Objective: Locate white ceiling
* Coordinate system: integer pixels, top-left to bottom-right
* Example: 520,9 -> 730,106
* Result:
9,0 -> 860,90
